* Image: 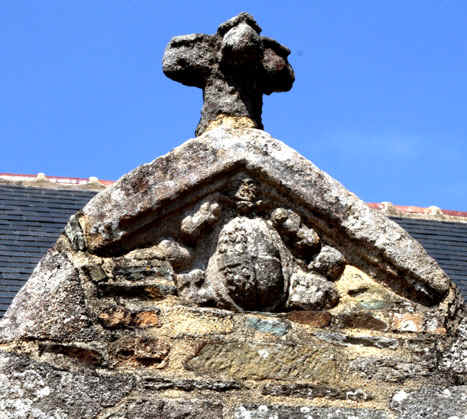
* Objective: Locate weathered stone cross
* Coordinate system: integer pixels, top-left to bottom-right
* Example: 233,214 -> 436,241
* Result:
163,12 -> 295,136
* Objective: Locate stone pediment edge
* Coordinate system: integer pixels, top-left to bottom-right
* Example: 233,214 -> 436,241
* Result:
78,127 -> 451,304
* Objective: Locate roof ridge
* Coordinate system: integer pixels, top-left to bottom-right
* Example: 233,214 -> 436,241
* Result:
0,173 -> 113,191
1,173 -> 465,221
368,202 -> 467,223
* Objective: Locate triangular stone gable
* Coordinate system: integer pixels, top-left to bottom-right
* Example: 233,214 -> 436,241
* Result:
74,127 -> 452,307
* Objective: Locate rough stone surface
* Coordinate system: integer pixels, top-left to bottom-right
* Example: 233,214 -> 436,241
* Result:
390,385 -> 467,418
349,356 -> 435,383
262,382 -> 372,401
140,376 -> 242,392
0,352 -> 135,418
287,310 -> 332,327
439,309 -> 467,383
234,405 -> 389,418
0,249 -> 102,344
287,271 -> 339,310
106,398 -> 224,418
163,13 -> 294,136
245,316 -> 290,336
313,331 -> 400,350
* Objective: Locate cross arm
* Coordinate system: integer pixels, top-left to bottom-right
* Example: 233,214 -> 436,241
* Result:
260,37 -> 295,95
162,33 -> 216,88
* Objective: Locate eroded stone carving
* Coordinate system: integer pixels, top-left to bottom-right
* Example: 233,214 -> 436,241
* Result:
83,171 -> 344,313
157,239 -> 192,270
80,127 -> 453,306
176,269 -> 210,306
152,172 -> 344,312
206,216 -> 289,311
230,174 -> 264,214
310,245 -> 346,280
288,271 -> 339,311
271,207 -> 321,261
181,200 -> 221,243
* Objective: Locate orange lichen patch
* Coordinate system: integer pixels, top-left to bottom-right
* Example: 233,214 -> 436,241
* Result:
134,311 -> 159,328
98,306 -> 132,329
390,313 -> 447,335
204,114 -> 257,133
98,307 -> 159,329
110,336 -> 170,369
287,310 -> 331,328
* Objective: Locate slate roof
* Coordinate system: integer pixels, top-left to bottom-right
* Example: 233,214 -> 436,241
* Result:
392,217 -> 467,299
0,184 -> 466,317
0,185 -> 96,316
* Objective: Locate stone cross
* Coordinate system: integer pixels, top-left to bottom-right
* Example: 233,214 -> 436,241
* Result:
163,12 -> 295,136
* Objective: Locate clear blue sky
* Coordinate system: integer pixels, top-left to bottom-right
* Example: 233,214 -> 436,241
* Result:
1,1 -> 466,210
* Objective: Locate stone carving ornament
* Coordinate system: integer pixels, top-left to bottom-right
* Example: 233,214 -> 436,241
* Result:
173,174 -> 344,312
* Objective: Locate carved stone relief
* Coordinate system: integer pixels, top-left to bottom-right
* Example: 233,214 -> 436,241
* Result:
81,171 -> 346,314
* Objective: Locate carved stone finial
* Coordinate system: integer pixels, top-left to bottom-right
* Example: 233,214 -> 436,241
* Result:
162,12 -> 295,136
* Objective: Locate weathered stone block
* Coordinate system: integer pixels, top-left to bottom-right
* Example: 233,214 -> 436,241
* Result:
140,376 -> 242,392
185,341 -> 342,382
350,356 -> 434,383
158,307 -> 233,337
